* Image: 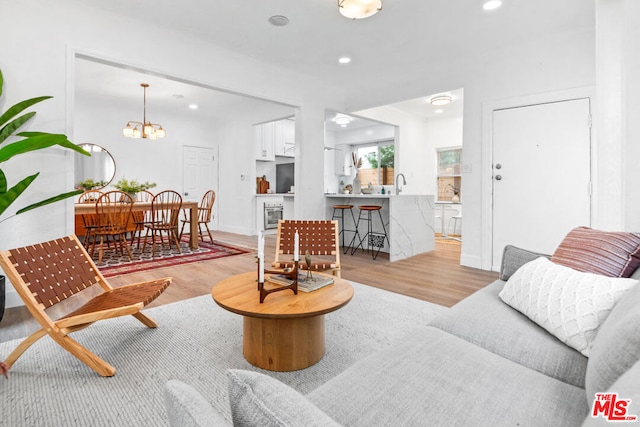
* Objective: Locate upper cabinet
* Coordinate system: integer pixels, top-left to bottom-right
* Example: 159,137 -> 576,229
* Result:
255,121 -> 275,161
275,119 -> 295,158
334,144 -> 353,175
255,119 -> 295,161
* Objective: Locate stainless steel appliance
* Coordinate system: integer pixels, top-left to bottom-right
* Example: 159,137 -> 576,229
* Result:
264,202 -> 283,229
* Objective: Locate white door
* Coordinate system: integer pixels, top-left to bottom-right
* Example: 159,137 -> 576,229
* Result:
491,98 -> 591,270
183,145 -> 218,229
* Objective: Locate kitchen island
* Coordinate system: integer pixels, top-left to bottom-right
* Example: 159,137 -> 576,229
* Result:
325,194 -> 434,261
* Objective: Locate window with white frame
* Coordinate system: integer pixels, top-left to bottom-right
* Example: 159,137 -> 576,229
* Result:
437,147 -> 462,202
354,141 -> 395,186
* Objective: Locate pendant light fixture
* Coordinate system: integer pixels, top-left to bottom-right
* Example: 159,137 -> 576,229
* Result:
338,0 -> 382,20
122,83 -> 166,139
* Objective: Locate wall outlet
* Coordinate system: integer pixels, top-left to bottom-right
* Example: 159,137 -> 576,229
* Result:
462,163 -> 472,173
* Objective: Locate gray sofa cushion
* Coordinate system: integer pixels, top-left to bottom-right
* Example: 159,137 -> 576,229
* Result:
582,359 -> 640,426
586,281 -> 640,400
164,379 -> 229,427
307,326 -> 589,427
429,280 -> 588,388
226,369 -> 340,427
500,244 -> 549,281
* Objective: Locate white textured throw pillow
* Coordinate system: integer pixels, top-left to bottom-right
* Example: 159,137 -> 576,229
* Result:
499,257 -> 638,357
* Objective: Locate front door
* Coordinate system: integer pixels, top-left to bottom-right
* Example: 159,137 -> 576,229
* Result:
491,98 -> 592,270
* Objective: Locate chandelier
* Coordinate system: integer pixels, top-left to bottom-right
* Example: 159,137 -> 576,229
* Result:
338,0 -> 382,20
122,83 -> 166,139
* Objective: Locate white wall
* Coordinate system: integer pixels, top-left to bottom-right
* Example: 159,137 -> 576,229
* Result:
622,0 -> 640,231
74,97 -> 220,194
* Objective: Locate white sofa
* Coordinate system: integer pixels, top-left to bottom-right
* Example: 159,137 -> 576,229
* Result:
165,228 -> 640,426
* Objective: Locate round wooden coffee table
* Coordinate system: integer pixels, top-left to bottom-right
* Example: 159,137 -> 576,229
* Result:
211,271 -> 353,371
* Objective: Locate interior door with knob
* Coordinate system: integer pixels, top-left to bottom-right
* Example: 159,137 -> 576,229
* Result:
491,98 -> 591,270
183,145 -> 218,229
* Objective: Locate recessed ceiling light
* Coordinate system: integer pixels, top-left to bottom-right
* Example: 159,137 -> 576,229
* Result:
189,104 -> 198,110
338,56 -> 352,64
483,0 -> 502,11
268,15 -> 289,26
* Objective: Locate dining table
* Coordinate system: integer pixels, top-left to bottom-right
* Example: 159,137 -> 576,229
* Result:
74,200 -> 200,249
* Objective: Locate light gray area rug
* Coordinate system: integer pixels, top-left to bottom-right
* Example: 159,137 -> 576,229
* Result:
0,282 -> 446,426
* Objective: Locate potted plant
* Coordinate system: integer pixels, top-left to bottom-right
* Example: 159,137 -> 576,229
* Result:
113,178 -> 157,196
0,68 -> 89,324
76,179 -> 107,191
448,183 -> 461,203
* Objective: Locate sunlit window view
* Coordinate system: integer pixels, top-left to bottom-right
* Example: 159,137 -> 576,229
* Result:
437,148 -> 462,202
356,143 -> 395,186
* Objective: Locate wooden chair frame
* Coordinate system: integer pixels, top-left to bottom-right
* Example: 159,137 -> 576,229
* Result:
141,190 -> 183,257
271,219 -> 341,277
89,190 -> 135,264
179,190 -> 215,244
0,235 -> 172,377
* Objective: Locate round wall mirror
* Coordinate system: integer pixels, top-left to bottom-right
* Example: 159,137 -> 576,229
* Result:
74,143 -> 116,190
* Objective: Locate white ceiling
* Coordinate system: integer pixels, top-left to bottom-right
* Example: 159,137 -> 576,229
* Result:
72,0 -> 593,127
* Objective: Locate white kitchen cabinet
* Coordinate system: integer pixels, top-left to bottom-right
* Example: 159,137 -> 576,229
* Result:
333,144 -> 353,175
255,122 -> 275,161
274,119 -> 295,158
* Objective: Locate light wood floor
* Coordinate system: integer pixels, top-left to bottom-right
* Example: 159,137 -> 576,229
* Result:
0,231 -> 498,343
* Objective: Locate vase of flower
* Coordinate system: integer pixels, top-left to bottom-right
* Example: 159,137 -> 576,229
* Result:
351,153 -> 362,195
352,171 -> 361,195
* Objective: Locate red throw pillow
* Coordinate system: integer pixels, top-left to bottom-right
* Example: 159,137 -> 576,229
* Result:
551,226 -> 640,277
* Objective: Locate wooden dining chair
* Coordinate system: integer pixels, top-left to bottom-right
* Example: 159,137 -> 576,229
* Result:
271,219 -> 341,277
179,190 -> 215,244
89,190 -> 134,264
130,190 -> 155,247
78,190 -> 103,249
0,234 -> 172,377
142,190 -> 183,257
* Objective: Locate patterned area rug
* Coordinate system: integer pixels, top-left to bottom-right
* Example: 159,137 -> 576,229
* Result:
95,236 -> 251,277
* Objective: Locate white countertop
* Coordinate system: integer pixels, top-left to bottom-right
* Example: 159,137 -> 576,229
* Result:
256,193 -> 294,197
325,193 -> 392,198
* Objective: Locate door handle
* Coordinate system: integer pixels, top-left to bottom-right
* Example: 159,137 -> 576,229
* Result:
495,175 -> 502,181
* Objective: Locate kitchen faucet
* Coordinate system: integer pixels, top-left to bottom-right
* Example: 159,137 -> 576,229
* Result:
395,173 -> 407,195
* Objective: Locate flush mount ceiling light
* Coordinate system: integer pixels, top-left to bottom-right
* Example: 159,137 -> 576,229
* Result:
338,56 -> 352,64
429,95 -> 453,106
268,15 -> 289,26
483,0 -> 502,11
334,114 -> 353,127
338,0 -> 382,20
122,83 -> 165,140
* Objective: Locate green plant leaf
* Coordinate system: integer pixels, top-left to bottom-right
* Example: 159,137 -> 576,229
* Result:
0,96 -> 51,129
16,189 -> 83,215
0,172 -> 38,217
16,132 -> 90,156
0,169 -> 6,193
0,134 -> 68,163
0,112 -> 36,144
0,69 -> 3,97
0,133 -> 89,163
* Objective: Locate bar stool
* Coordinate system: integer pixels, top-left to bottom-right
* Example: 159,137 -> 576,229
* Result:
332,204 -> 360,254
448,210 -> 462,236
352,205 -> 389,260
